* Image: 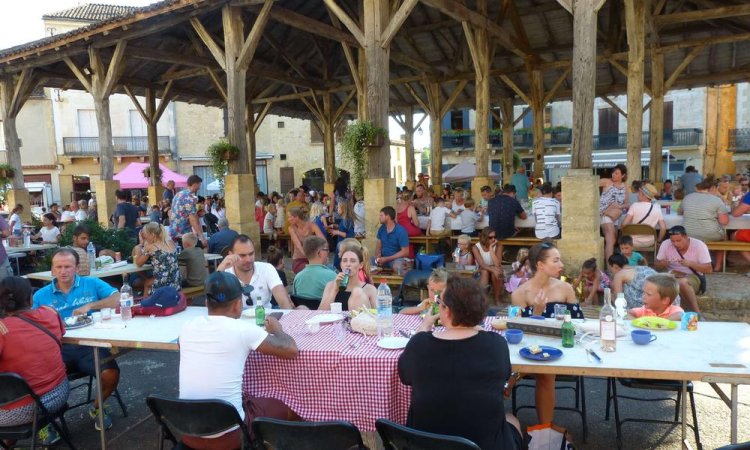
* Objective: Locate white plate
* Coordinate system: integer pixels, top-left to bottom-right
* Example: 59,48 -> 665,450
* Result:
377,336 -> 410,350
305,313 -> 344,325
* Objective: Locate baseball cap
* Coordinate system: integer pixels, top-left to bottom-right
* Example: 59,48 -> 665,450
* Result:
205,271 -> 243,303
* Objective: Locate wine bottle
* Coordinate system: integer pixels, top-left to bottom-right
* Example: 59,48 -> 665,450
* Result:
599,288 -> 617,352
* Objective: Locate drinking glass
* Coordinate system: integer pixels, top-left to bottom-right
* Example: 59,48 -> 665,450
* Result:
554,304 -> 567,321
101,308 -> 112,321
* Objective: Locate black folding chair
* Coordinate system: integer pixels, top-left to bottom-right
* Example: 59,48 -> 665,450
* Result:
394,270 -> 431,308
290,294 -> 321,310
605,377 -> 701,450
512,375 -> 588,442
376,418 -> 480,450
0,373 -> 76,450
252,417 -> 366,450
146,394 -> 253,450
66,371 -> 128,417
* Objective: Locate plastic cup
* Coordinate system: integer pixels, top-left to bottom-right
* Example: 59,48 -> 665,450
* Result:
91,312 -> 102,323
101,308 -> 112,321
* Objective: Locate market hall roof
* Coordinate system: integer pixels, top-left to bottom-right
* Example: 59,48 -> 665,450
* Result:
1,0 -> 750,119
43,3 -> 140,23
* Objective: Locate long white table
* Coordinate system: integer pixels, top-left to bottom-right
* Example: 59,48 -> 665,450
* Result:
6,243 -> 59,253
662,212 -> 750,230
62,309 -> 750,448
26,262 -> 153,282
418,214 -> 535,231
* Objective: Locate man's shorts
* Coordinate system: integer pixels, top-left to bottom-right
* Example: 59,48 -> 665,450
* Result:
735,229 -> 750,242
62,344 -> 119,375
685,274 -> 701,295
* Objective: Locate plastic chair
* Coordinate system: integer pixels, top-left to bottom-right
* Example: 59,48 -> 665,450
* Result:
146,394 -> 253,450
511,375 -> 588,442
66,371 -> 128,417
252,417 -> 366,450
290,294 -> 321,310
0,373 -> 77,450
394,270 -> 431,307
376,418 -> 480,450
620,224 -> 659,255
605,377 -> 701,450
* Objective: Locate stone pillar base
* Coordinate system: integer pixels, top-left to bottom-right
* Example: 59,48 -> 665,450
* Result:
363,177 -> 396,255
147,185 -> 165,207
556,169 -> 603,277
5,189 -> 31,222
224,173 -> 260,247
95,180 -> 120,228
471,177 -> 493,202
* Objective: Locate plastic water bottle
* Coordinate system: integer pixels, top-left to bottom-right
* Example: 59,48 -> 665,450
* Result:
614,292 -> 627,327
376,280 -> 393,338
87,242 -> 97,273
119,281 -> 133,321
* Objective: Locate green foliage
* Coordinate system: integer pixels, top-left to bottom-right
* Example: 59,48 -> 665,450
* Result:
207,139 -> 240,191
444,128 -> 474,136
58,220 -> 136,255
142,165 -> 163,185
340,121 -> 386,197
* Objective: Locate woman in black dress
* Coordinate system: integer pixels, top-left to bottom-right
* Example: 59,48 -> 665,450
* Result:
398,276 -> 523,450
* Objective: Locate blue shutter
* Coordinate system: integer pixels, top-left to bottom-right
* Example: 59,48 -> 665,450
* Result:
462,109 -> 469,129
522,107 -> 533,129
442,113 -> 451,130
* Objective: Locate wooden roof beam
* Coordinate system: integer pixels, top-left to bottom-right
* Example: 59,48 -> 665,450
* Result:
654,4 -> 750,26
324,0 -> 365,47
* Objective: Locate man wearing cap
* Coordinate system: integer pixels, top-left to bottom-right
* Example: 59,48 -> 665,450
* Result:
654,226 -> 710,313
217,235 -> 294,309
179,271 -> 299,449
621,183 -> 667,248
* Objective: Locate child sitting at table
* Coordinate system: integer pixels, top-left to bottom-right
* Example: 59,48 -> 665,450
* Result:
401,268 -> 448,315
627,273 -> 684,321
618,235 -> 646,266
452,234 -> 475,268
266,245 -> 287,287
426,197 -> 453,237
505,248 -> 530,293
575,257 -> 610,306
458,198 -> 482,237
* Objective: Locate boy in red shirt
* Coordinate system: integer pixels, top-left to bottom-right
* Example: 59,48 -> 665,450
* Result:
628,274 -> 684,321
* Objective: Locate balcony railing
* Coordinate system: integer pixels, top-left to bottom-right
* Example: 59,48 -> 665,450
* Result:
729,128 -> 750,153
442,127 -> 702,151
63,136 -> 171,156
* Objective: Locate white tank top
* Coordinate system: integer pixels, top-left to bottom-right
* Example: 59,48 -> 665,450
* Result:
474,242 -> 495,266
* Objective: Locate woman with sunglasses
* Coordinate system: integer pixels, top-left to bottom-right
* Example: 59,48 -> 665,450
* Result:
510,242 -> 580,426
471,227 -> 504,304
399,276 -> 523,450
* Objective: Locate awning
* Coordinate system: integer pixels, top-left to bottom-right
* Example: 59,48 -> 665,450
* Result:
114,162 -> 188,189
544,150 -> 672,169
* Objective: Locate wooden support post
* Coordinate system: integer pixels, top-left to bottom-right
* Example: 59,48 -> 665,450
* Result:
570,0 -> 601,169
245,102 -> 257,177
530,70 -> 545,181
224,6 -> 249,174
144,88 -> 160,186
404,106 -> 415,184
463,0 -> 491,179
0,74 -> 32,190
501,98 -> 515,182
625,0 -> 646,180
322,92 -> 336,185
363,0 -> 391,178
650,53 -> 664,183
426,81 -> 444,188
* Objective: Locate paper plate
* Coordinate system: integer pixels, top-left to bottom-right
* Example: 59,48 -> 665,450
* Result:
377,336 -> 409,350
632,317 -> 677,331
305,313 -> 345,325
519,345 -> 563,362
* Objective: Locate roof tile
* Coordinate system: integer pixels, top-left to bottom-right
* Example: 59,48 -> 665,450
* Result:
43,3 -> 139,22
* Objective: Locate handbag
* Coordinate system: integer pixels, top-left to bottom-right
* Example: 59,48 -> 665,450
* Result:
133,291 -> 187,317
674,247 -> 707,295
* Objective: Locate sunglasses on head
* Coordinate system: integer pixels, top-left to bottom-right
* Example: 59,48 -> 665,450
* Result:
666,226 -> 687,236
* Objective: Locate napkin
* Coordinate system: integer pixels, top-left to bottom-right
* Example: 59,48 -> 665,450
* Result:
93,322 -> 127,330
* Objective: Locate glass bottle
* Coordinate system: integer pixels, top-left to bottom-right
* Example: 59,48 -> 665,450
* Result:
561,311 -> 575,348
599,288 -> 617,352
255,296 -> 265,327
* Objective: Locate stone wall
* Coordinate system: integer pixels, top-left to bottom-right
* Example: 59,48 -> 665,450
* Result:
698,273 -> 750,323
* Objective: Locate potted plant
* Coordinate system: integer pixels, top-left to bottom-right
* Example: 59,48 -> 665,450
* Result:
207,139 -> 240,191
341,121 -> 386,197
0,164 -> 15,181
142,165 -> 163,184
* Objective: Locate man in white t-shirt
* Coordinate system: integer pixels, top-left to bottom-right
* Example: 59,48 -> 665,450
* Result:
532,183 -> 561,239
217,234 -> 294,309
179,271 -> 299,449
654,226 -> 711,313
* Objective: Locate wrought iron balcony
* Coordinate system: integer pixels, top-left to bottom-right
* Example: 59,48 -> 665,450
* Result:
729,128 -> 750,153
593,128 -> 703,150
63,136 -> 171,156
442,128 -> 573,150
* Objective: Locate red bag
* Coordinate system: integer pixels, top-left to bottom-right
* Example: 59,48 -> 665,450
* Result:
132,292 -> 187,317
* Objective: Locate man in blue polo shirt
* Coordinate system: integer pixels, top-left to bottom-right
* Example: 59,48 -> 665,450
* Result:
374,206 -> 409,270
33,248 -> 121,431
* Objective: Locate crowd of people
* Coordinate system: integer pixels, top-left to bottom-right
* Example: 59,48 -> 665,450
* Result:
0,165 -> 748,449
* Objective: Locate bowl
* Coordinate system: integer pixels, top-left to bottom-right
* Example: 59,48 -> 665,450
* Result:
505,329 -> 524,344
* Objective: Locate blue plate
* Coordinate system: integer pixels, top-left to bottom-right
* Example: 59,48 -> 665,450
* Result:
519,346 -> 563,362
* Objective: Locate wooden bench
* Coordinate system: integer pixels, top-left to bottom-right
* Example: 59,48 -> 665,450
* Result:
705,240 -> 750,272
408,235 -> 445,254
497,237 -> 548,248
181,285 -> 206,305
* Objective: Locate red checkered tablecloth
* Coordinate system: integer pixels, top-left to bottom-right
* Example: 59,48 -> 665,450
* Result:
242,310 -> 425,432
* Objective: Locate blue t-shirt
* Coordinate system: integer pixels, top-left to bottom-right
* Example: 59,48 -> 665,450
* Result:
742,191 -> 750,206
627,251 -> 644,266
377,223 -> 409,258
33,275 -> 118,319
510,173 -> 529,201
